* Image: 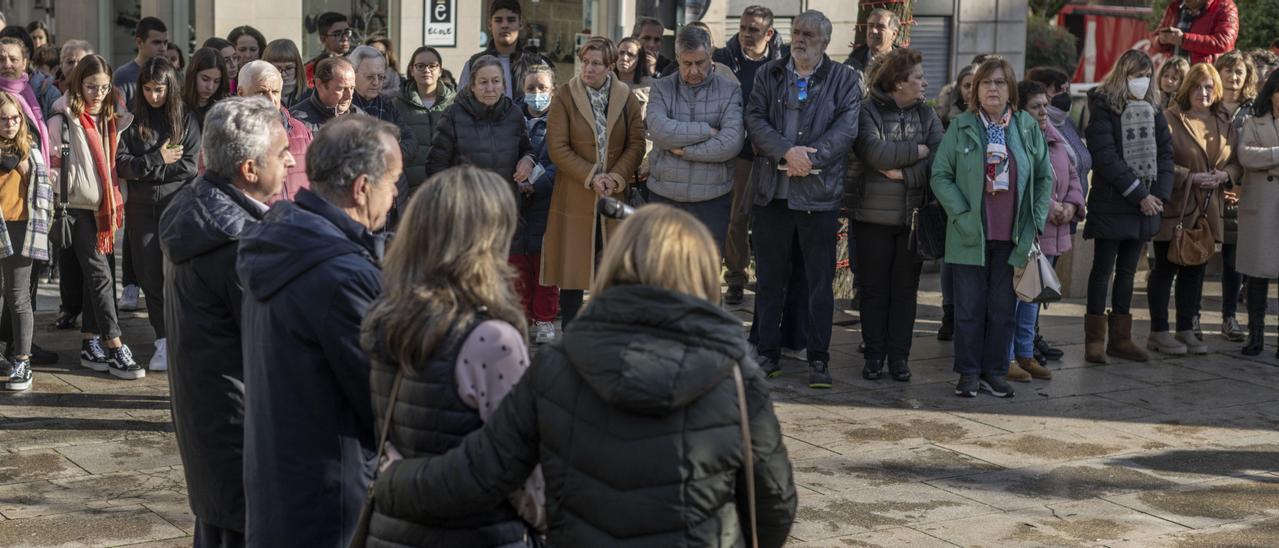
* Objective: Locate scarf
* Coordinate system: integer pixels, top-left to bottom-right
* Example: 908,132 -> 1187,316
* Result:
0,75 -> 49,166
78,111 -> 123,254
1120,100 -> 1159,189
979,107 -> 1012,194
585,74 -> 613,166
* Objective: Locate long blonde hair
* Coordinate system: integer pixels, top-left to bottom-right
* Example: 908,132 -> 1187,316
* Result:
1097,50 -> 1158,113
361,165 -> 524,371
590,204 -> 721,305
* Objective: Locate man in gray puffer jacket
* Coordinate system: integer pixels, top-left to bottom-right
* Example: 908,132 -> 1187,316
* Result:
645,25 -> 746,247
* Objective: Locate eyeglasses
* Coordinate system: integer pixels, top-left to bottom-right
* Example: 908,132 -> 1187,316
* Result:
0,114 -> 21,126
365,73 -> 388,83
411,63 -> 441,72
979,79 -> 1008,89
83,83 -> 112,96
274,64 -> 297,77
797,77 -> 809,103
326,28 -> 355,40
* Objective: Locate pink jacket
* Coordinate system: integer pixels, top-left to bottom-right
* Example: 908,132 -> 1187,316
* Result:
1040,122 -> 1086,257
272,107 -> 313,204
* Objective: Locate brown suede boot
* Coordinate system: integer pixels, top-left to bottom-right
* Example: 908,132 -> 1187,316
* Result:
1085,313 -> 1108,364
1107,312 -> 1150,362
1006,360 -> 1033,382
1017,356 -> 1053,379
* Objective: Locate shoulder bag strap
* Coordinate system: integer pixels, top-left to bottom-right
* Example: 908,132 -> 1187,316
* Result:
732,364 -> 758,548
370,370 -> 405,487
51,113 -> 69,208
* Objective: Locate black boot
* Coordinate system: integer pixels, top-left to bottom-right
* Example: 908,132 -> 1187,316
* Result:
1243,313 -> 1264,356
888,358 -> 911,382
1035,335 -> 1064,361
862,358 -> 884,380
937,305 -> 954,341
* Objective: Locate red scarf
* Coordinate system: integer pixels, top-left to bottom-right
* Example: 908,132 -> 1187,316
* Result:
78,111 -> 122,254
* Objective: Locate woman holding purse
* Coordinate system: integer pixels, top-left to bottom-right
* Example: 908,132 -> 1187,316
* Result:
930,57 -> 1053,399
845,48 -> 942,383
1146,63 -> 1240,356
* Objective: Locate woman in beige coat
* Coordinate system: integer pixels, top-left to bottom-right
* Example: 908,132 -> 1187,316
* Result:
1235,69 -> 1279,355
542,37 -> 646,325
1147,63 -> 1241,356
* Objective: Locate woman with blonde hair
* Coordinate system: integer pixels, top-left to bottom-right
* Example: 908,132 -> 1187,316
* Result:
369,203 -> 797,547
1081,50 -> 1174,364
1213,50 -> 1258,341
1158,57 -> 1191,109
359,165 -> 542,547
0,91 -> 53,391
1146,63 -> 1240,355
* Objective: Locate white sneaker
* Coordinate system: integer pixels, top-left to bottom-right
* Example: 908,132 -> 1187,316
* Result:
120,285 -> 142,311
782,347 -> 807,361
532,321 -> 557,344
148,338 -> 167,371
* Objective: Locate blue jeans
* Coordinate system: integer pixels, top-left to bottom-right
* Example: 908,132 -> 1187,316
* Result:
752,200 -> 838,362
1008,255 -> 1058,360
950,241 -> 1016,376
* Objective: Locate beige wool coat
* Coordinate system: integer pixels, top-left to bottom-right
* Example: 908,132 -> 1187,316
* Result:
1155,104 -> 1241,243
1235,112 -> 1279,277
540,76 -> 646,290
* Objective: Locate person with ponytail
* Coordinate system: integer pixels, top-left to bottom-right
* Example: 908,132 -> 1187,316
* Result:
47,54 -> 142,379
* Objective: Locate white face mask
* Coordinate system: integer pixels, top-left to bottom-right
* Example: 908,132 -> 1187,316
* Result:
1127,77 -> 1151,99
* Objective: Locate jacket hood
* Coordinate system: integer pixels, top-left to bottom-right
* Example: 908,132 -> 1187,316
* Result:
236,190 -> 379,301
398,80 -> 456,111
161,173 -> 265,264
561,285 -> 750,416
869,87 -> 921,112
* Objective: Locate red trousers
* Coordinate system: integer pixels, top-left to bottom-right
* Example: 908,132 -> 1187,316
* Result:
510,254 -> 560,322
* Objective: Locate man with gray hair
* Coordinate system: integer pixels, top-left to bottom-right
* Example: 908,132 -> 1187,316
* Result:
158,96 -> 295,547
746,10 -> 861,389
645,25 -> 745,248
347,45 -> 417,162
846,8 -> 901,73
238,59 -> 313,201
289,56 -> 363,132
238,114 -> 402,547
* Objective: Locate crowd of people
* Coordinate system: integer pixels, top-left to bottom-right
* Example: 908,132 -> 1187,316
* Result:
0,0 -> 1275,545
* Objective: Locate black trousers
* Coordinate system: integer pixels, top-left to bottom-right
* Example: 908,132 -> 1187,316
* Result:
1087,238 -> 1145,316
1147,240 -> 1206,332
752,200 -> 838,363
1247,277 -> 1270,325
126,202 -> 166,338
852,221 -> 921,361
1221,242 -> 1243,317
70,209 -> 121,339
950,241 -> 1016,376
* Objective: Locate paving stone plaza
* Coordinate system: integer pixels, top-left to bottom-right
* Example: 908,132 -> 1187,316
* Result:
2,270 -> 1278,547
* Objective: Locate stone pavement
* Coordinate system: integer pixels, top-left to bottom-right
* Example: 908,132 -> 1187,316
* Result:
1,272 -> 1278,547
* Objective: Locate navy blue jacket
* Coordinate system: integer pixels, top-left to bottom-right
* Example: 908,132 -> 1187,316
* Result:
237,189 -> 383,548
512,101 -> 556,255
159,172 -> 265,534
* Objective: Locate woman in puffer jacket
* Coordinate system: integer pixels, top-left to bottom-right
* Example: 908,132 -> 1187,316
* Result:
424,55 -> 533,192
371,204 -> 798,547
1004,80 -> 1085,382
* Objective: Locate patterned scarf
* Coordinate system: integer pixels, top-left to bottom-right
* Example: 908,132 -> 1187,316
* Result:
1120,100 -> 1159,188
78,111 -> 122,254
585,74 -> 613,166
980,107 -> 1012,194
0,154 -> 52,261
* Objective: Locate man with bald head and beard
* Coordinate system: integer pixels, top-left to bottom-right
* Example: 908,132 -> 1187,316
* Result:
238,60 -> 313,201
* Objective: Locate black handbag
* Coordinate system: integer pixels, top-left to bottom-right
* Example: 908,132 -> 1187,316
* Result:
909,183 -> 946,261
48,113 -> 73,251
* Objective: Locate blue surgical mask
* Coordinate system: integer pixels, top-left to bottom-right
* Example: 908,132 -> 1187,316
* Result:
525,92 -> 551,112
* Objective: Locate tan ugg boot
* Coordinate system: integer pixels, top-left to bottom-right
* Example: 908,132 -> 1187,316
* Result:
1005,360 -> 1033,382
1017,356 -> 1053,379
1107,312 -> 1151,362
1085,313 -> 1108,364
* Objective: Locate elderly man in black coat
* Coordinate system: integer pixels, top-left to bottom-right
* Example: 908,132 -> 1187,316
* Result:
159,97 -> 296,547
237,115 -> 403,547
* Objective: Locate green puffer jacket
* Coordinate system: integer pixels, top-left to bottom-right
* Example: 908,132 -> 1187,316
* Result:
394,80 -> 456,190
930,109 -> 1053,267
373,284 -> 798,548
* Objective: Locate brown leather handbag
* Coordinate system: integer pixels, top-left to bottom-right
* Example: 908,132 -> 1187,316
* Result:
1168,187 -> 1215,266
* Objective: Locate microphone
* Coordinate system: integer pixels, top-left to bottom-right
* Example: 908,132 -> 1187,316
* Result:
597,197 -> 635,220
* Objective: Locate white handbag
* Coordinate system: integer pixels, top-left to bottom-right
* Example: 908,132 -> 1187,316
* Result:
1014,239 -> 1062,304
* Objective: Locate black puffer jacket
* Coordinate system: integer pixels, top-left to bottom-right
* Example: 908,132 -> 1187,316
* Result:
159,172 -> 264,534
1082,90 -> 1174,241
394,81 -> 456,190
373,285 -> 797,547
846,88 -> 944,226
425,92 -> 531,187
117,110 -> 201,206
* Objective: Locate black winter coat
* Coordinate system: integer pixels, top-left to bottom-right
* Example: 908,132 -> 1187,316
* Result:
425,92 -> 532,186
159,173 -> 264,534
237,189 -> 383,548
1082,91 -> 1174,241
117,110 -> 201,207
373,284 -> 798,548
289,92 -> 367,133
846,89 -> 944,226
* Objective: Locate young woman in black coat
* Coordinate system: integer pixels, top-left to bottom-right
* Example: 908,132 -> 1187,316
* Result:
1081,50 -> 1174,364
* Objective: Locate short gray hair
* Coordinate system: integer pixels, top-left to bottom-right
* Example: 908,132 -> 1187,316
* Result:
346,45 -> 385,73
675,25 -> 712,55
306,115 -> 400,199
202,96 -> 281,178
238,60 -> 281,88
869,8 -> 902,31
60,39 -> 93,56
793,10 -> 833,46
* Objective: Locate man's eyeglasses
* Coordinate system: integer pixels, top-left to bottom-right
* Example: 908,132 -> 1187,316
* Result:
326,28 -> 355,40
411,63 -> 441,72
797,77 -> 809,103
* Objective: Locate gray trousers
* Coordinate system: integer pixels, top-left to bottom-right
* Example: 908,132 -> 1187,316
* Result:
70,208 -> 120,340
0,222 -> 32,356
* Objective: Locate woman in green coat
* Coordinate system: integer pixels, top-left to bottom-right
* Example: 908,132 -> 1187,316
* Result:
395,46 -> 456,191
930,58 -> 1053,399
